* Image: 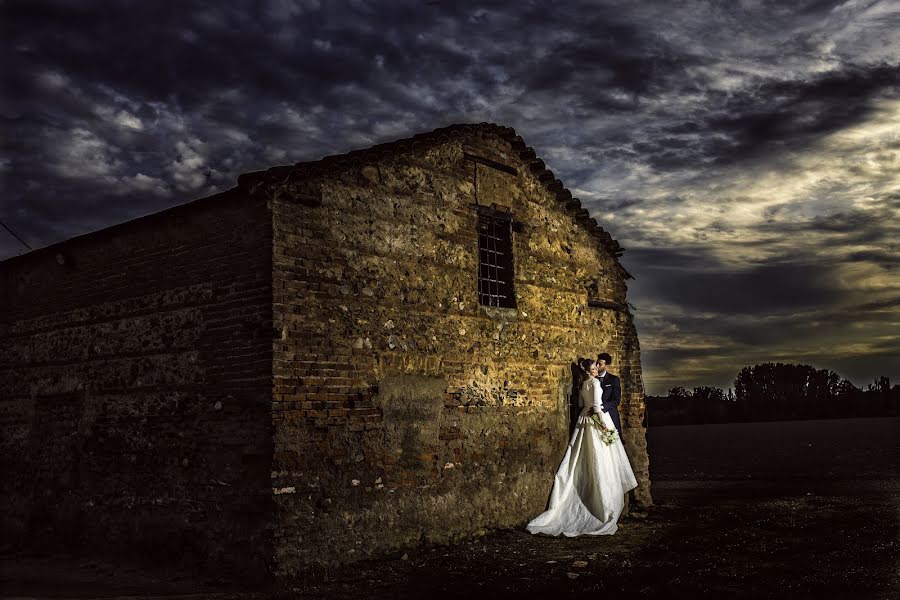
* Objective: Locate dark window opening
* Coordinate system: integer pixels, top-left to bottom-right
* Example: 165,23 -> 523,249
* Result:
478,213 -> 516,308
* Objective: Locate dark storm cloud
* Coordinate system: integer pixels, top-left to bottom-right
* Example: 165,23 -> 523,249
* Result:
626,247 -> 844,315
521,16 -> 699,101
625,232 -> 899,391
2,0 -> 898,393
750,205 -> 900,272
3,2 -> 469,109
0,0 -> 702,251
704,64 -> 900,164
2,1 -> 476,135
629,64 -> 900,170
639,347 -> 725,371
633,288 -> 900,391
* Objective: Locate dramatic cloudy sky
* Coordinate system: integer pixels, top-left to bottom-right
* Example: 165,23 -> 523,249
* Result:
2,0 -> 898,394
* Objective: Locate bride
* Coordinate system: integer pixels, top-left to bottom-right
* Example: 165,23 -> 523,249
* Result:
526,358 -> 638,536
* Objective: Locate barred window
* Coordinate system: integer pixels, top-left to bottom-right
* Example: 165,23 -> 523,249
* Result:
477,212 -> 516,308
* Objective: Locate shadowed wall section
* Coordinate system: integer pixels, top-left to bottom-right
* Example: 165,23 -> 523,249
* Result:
0,190 -> 274,579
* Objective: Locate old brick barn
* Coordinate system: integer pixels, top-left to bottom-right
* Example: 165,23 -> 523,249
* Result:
0,123 -> 651,580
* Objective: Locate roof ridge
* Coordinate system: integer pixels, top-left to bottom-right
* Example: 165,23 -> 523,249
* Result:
238,122 -> 625,258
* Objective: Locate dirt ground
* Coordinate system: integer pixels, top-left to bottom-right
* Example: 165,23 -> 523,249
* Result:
3,417 -> 898,599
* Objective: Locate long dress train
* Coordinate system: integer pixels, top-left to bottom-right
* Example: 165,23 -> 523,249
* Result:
526,376 -> 638,536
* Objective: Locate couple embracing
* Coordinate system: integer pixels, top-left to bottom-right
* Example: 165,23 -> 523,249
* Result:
526,352 -> 638,536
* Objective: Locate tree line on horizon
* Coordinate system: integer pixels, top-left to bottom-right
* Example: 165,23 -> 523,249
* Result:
643,362 -> 899,426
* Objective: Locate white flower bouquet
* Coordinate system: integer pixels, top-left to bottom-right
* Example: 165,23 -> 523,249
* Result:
590,413 -> 618,445
600,428 -> 618,446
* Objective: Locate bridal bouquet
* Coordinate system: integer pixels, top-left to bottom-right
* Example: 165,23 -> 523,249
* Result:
600,428 -> 618,446
590,413 -> 618,445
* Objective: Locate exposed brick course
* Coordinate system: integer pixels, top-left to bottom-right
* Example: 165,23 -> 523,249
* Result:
1,189 -> 274,579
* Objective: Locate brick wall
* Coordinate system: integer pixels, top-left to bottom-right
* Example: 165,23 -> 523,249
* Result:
0,189 -> 274,579
258,126 -> 650,573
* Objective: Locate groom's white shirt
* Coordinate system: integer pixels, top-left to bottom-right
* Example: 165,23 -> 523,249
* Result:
597,372 -> 608,408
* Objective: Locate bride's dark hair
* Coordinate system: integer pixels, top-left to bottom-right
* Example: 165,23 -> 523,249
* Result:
575,357 -> 596,389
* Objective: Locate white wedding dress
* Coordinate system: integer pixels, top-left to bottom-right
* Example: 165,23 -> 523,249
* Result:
526,376 -> 638,536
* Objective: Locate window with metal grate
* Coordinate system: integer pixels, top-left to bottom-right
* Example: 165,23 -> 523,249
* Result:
477,212 -> 516,308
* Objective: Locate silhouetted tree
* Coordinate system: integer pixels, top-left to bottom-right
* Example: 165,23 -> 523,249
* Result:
646,366 -> 894,426
689,386 -> 727,423
668,386 -> 690,399
735,362 -> 862,421
868,376 -> 890,394
865,377 -> 892,415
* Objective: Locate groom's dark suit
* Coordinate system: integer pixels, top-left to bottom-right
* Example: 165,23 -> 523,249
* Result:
597,372 -> 622,434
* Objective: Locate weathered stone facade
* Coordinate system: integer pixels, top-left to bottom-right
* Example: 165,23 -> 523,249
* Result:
0,123 -> 649,579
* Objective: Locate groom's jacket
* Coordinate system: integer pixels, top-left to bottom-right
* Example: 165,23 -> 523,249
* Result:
598,373 -> 621,413
597,372 -> 622,432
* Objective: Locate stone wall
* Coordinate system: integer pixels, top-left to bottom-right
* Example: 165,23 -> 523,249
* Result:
0,123 -> 650,579
0,190 -> 274,579
252,124 -> 650,574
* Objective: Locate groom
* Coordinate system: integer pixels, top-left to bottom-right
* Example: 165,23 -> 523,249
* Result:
595,352 -> 622,434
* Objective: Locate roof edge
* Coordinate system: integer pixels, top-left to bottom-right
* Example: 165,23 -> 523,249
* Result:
3,123 -> 626,269
239,122 -> 625,258
0,188 -> 240,268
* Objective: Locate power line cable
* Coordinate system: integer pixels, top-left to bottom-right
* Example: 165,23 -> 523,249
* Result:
0,218 -> 33,251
